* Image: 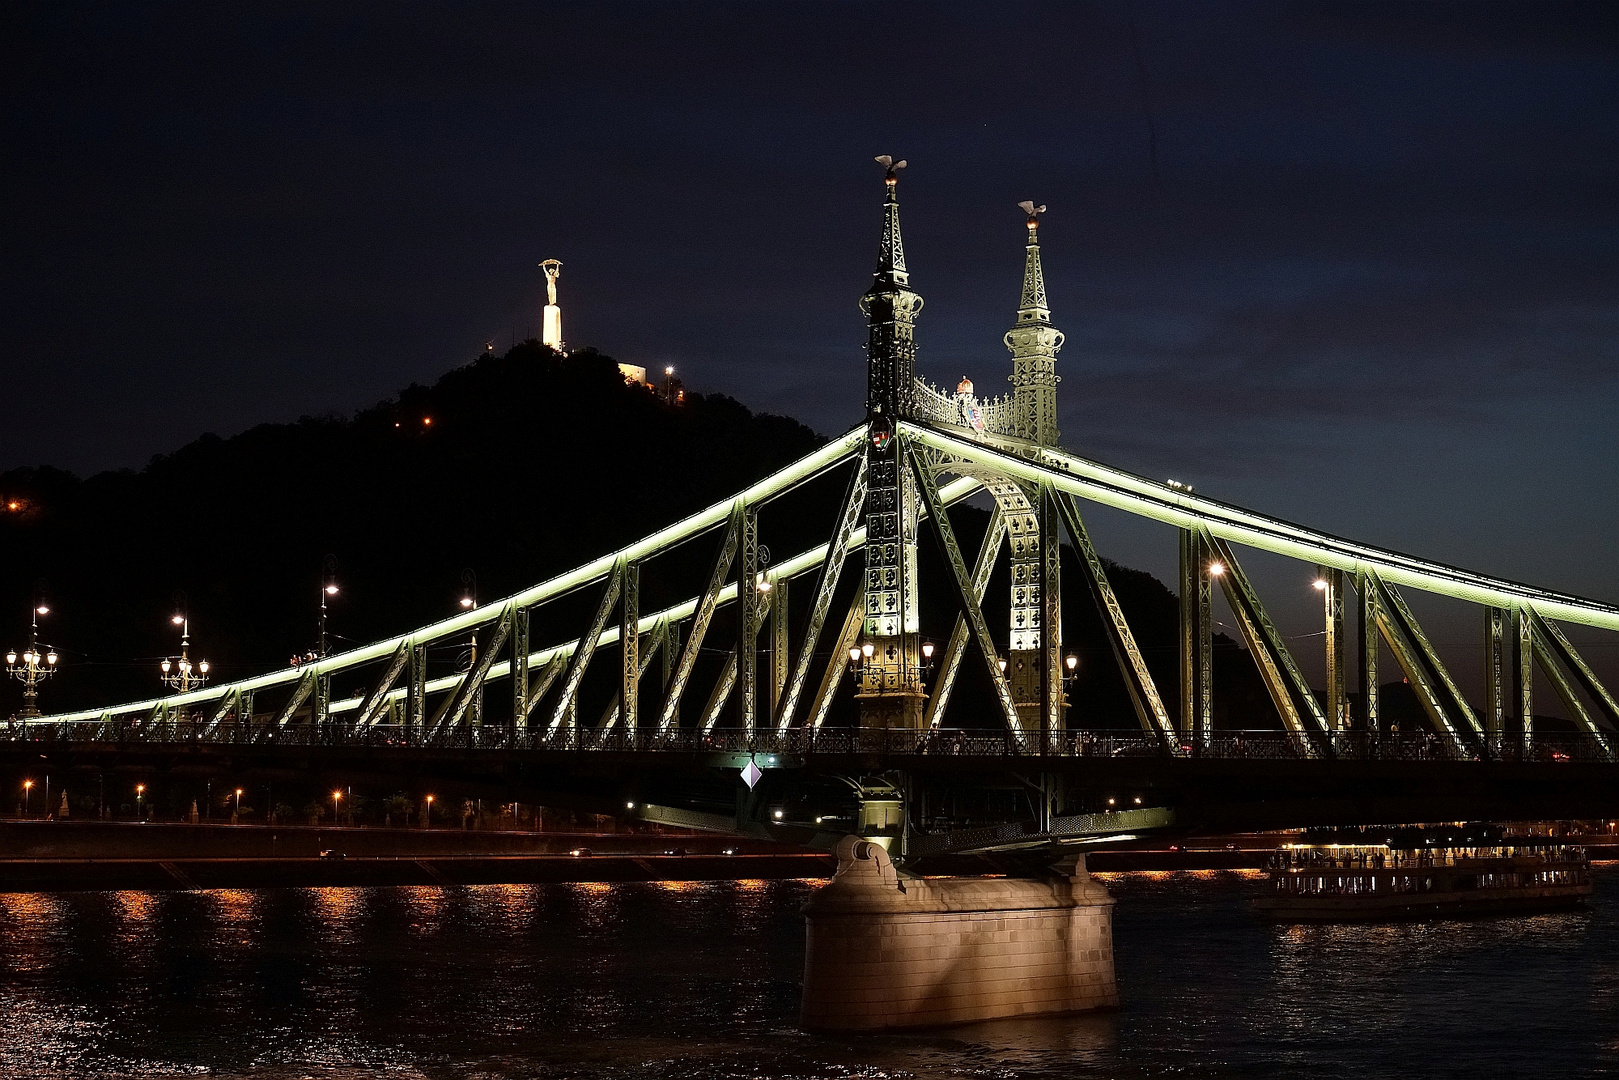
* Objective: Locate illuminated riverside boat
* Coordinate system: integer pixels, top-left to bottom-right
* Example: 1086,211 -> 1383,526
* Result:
1255,836 -> 1591,922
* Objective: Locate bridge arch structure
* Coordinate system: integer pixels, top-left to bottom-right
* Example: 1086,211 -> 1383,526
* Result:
15,159 -> 1619,859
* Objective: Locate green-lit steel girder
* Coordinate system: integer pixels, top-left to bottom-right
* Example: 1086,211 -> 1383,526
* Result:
907,440 -> 1024,735
1060,494 -> 1174,741
923,505 -> 1006,728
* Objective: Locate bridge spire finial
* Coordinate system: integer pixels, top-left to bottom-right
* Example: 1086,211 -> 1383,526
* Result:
871,156 -> 909,287
862,156 -> 922,421
1005,202 -> 1064,445
1015,202 -> 1049,323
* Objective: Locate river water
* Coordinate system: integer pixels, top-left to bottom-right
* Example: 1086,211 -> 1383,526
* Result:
1,866 -> 1615,1079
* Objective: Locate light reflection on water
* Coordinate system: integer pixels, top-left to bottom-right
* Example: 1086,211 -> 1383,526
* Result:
0,868 -> 1610,1078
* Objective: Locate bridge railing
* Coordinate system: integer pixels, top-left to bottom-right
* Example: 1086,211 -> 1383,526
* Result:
5,720 -> 1612,763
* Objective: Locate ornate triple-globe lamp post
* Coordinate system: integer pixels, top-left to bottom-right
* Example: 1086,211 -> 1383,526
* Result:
6,603 -> 58,720
159,614 -> 210,693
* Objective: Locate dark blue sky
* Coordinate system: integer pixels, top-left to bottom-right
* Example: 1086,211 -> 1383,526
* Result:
4,1 -> 1617,630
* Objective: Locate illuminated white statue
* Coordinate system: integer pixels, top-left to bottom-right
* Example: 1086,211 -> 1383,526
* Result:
540,259 -> 564,352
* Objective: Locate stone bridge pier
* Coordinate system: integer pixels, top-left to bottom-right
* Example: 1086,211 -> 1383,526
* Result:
800,836 -> 1117,1030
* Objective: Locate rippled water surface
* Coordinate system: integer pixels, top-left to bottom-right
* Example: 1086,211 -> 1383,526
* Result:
1,866 -> 1615,1079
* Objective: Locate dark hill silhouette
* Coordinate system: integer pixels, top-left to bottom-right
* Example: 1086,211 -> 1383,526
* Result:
1,342 -> 1284,729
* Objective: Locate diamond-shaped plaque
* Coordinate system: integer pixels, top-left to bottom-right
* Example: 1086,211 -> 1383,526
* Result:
740,761 -> 763,789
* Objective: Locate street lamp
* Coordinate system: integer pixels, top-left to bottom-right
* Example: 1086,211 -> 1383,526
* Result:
6,602 -> 58,719
318,555 -> 339,659
331,789 -> 342,825
23,779 -> 33,817
234,787 -> 243,819
159,614 -> 210,692
135,783 -> 145,820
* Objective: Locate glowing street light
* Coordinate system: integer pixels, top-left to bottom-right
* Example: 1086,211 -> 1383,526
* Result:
1208,562 -> 1225,577
6,601 -> 58,719
317,555 -> 339,660
135,783 -> 146,819
331,789 -> 342,824
159,614 -> 210,693
22,779 -> 33,816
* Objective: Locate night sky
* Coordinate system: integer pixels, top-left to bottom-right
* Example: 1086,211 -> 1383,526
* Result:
5,2 -> 1618,648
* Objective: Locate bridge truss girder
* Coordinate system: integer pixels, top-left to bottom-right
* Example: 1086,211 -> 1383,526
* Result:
22,419 -> 1619,779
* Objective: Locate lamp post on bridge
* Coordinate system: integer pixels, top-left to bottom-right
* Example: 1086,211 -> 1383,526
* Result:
318,556 -> 340,660
159,613 -> 211,694
6,601 -> 58,720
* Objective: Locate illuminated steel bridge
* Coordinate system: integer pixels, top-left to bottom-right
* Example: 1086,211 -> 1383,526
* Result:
10,160 -> 1619,859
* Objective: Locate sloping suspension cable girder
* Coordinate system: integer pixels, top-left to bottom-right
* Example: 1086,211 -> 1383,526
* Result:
1204,532 -> 1330,747
355,642 -> 412,729
427,604 -> 514,743
923,505 -> 1006,728
810,597 -> 865,730
1377,575 -> 1484,739
1529,611 -> 1619,731
1525,609 -> 1617,757
902,422 -> 1619,631
1057,494 -> 1175,741
1360,571 -> 1467,747
774,455 -> 868,733
907,441 -> 1025,735
547,562 -> 624,734
657,506 -> 743,733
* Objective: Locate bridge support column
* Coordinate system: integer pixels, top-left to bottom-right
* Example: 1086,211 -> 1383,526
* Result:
1486,606 -> 1507,747
1322,567 -> 1347,733
1178,529 -> 1212,741
802,837 -> 1117,1031
1514,607 -> 1534,753
1358,574 -> 1379,734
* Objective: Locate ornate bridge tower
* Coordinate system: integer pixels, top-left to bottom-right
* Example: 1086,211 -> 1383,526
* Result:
1004,204 -> 1066,730
857,157 -> 926,729
1005,202 -> 1064,446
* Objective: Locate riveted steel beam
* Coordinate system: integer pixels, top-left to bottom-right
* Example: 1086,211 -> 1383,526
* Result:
924,506 -> 1006,728
1359,574 -> 1379,733
1179,528 -> 1213,740
428,605 -> 514,743
702,647 -> 739,733
810,597 -> 865,730
1041,483 -> 1063,736
621,562 -> 640,733
510,607 -> 529,741
201,687 -> 243,737
659,508 -> 742,734
774,456 -> 868,733
770,578 -> 789,719
521,652 -> 566,726
1515,607 -> 1534,749
1379,577 -> 1483,739
1323,567 -> 1347,731
1061,494 -> 1174,741
268,669 -> 317,736
737,506 -> 760,734
1205,533 -> 1329,749
907,442 -> 1024,735
1526,610 -> 1618,757
548,561 -> 625,735
593,621 -> 667,735
355,642 -> 411,729
1360,572 -> 1466,748
1486,606 -> 1507,739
